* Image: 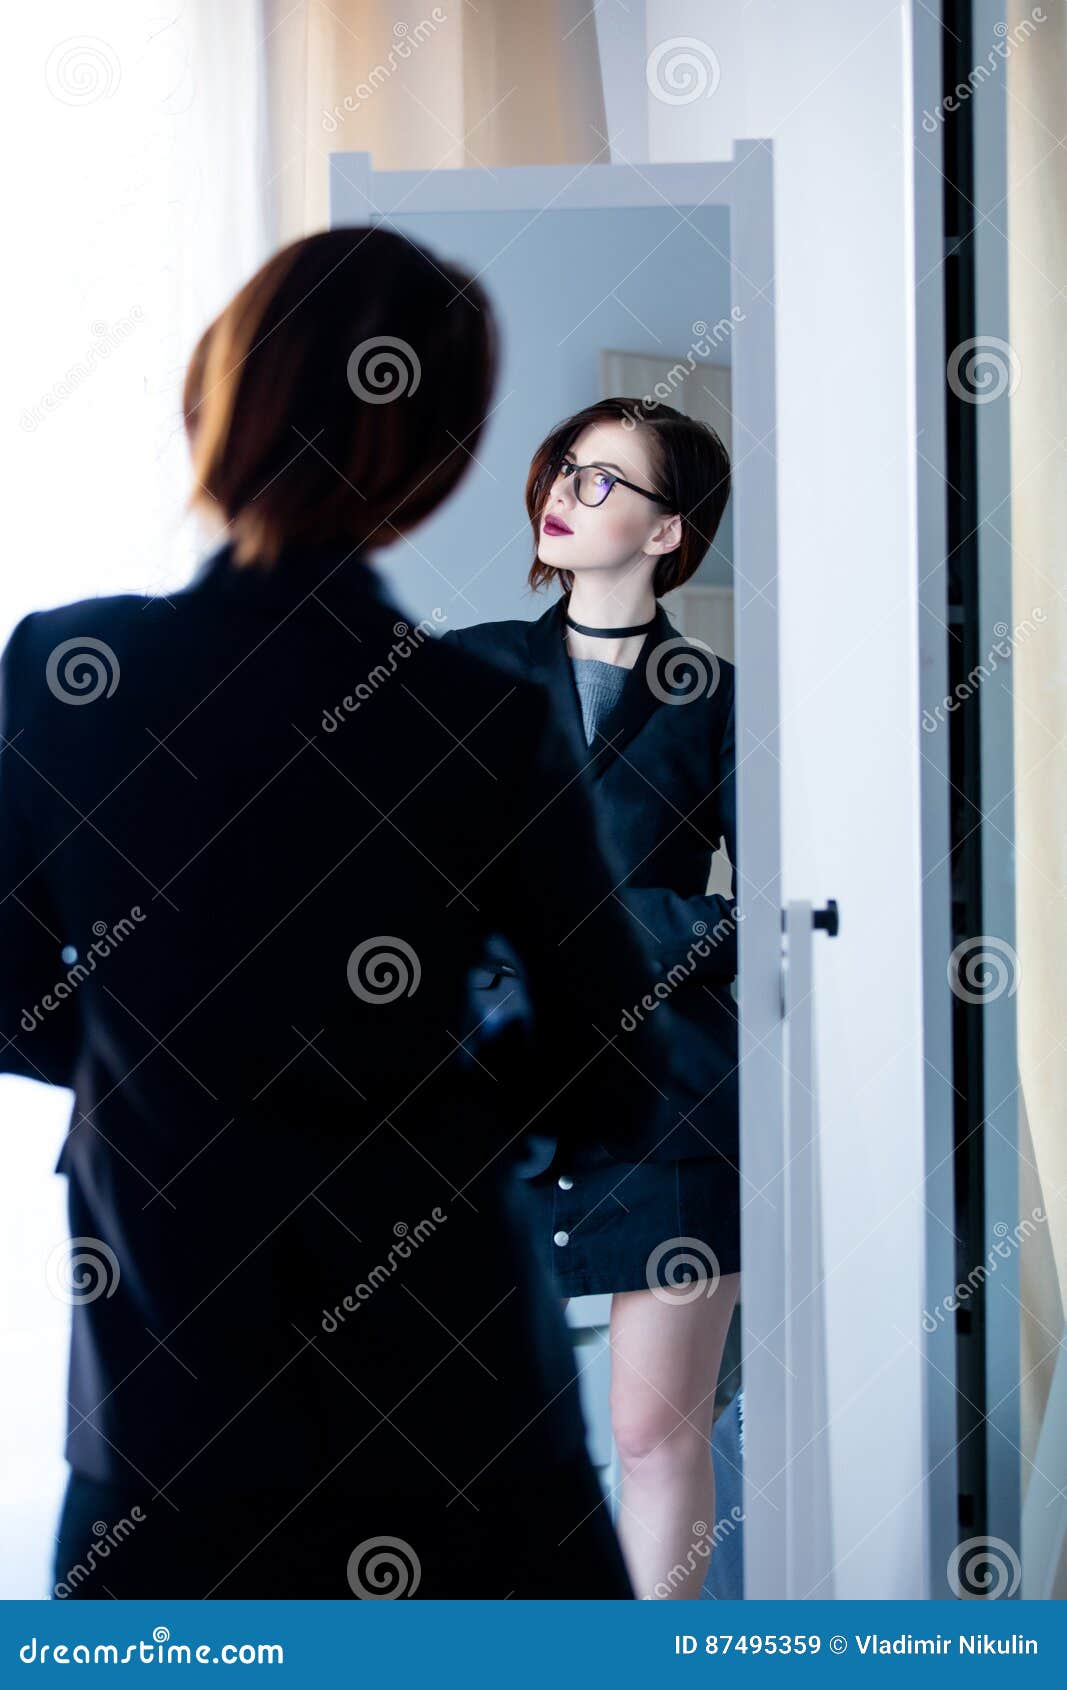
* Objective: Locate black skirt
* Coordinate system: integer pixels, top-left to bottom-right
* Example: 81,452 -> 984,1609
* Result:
521,1140 -> 740,1297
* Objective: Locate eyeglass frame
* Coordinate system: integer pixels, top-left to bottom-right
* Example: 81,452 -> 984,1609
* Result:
551,454 -> 675,510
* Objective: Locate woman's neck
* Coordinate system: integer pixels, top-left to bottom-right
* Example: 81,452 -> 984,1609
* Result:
564,576 -> 657,668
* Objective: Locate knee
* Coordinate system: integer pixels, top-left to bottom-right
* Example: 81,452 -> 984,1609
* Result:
611,1394 -> 699,1469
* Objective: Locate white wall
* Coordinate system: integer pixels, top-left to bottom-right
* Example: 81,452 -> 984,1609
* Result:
645,1 -> 929,1597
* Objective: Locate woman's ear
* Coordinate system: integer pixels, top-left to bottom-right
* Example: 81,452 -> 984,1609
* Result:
646,513 -> 683,556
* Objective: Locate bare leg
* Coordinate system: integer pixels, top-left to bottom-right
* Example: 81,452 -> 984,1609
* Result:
608,1273 -> 740,1599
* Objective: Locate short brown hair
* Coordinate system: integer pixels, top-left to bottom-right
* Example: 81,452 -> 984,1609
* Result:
524,396 -> 730,597
183,227 -> 498,568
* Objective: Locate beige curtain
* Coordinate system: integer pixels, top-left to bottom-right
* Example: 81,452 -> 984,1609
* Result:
1007,0 -> 1067,1593
262,0 -> 608,244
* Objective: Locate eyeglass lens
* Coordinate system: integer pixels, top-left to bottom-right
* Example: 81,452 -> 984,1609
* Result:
559,461 -> 613,506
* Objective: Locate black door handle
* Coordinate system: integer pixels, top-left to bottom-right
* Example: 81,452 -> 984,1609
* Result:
813,899 -> 839,937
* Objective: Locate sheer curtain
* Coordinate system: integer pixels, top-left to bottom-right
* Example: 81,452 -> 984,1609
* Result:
262,0 -> 608,241
2,0 -> 269,1596
1007,0 -> 1067,1599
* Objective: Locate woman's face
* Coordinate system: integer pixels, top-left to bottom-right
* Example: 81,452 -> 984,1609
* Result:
537,421 -> 681,581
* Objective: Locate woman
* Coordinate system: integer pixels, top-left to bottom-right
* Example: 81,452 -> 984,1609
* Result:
443,397 -> 740,1600
0,234 -> 677,1598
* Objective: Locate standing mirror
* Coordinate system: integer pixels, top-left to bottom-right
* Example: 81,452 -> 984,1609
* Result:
330,144 -> 825,1600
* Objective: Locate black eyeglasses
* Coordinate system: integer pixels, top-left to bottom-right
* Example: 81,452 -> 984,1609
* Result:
553,456 -> 674,510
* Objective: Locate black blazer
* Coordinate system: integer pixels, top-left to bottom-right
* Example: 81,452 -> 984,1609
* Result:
442,592 -> 739,1174
0,539 -> 674,1501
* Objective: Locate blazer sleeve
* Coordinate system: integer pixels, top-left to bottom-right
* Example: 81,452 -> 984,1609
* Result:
617,684 -> 738,983
473,680 -> 675,1162
0,615 -> 79,1088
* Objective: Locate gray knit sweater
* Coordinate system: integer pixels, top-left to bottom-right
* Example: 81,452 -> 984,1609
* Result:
571,656 -> 628,746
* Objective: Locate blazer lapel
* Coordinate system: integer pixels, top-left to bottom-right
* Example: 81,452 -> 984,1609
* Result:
524,597 -> 589,763
524,595 -> 678,781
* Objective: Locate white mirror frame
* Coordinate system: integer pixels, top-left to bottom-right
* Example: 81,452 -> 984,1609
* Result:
330,142 -> 791,1598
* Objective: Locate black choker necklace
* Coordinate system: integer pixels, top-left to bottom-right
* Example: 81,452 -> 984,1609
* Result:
565,611 -> 655,639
